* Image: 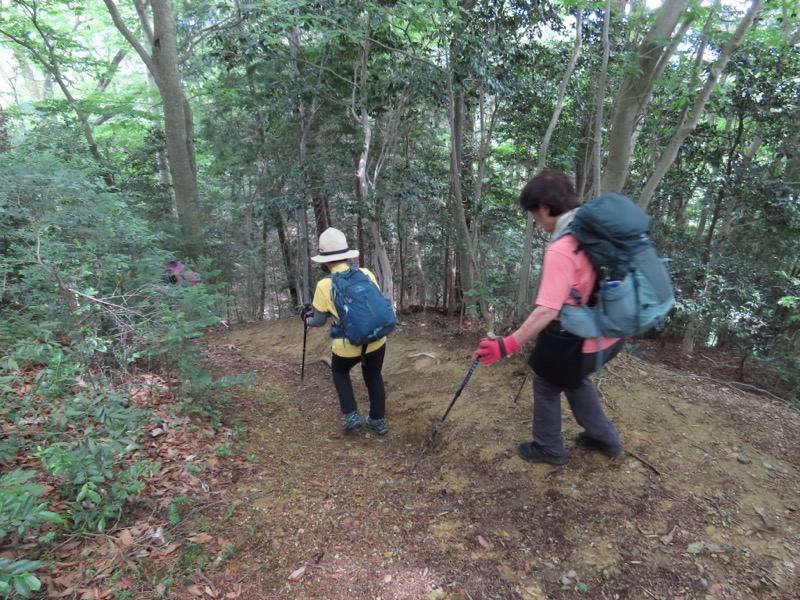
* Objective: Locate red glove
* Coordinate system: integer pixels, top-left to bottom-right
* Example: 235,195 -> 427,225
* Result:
474,335 -> 520,365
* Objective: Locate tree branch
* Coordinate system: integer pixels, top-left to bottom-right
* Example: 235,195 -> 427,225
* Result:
102,0 -> 156,76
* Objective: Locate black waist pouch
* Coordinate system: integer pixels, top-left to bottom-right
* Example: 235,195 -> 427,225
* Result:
528,321 -> 584,389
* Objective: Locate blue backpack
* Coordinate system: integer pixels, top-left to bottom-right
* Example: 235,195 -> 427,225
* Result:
558,193 -> 675,339
329,268 -> 396,347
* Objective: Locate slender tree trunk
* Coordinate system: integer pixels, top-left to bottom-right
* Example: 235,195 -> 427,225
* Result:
12,51 -> 44,100
3,16 -> 117,187
593,0 -> 611,193
146,70 -> 171,187
0,106 -> 8,153
312,190 -> 331,237
575,115 -> 592,198
680,319 -> 695,355
274,211 -> 298,308
351,13 -> 395,301
516,11 -> 582,320
286,26 -> 320,305
259,217 -> 268,319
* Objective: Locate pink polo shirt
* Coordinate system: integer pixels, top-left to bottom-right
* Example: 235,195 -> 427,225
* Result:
535,235 -> 620,353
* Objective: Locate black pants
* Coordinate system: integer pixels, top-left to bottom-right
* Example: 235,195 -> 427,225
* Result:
331,344 -> 386,419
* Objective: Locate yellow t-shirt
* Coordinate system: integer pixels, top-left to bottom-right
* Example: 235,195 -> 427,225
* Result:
312,263 -> 388,358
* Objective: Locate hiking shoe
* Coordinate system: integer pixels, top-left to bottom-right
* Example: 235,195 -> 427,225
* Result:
517,442 -> 569,465
575,432 -> 623,457
342,411 -> 363,431
365,416 -> 388,436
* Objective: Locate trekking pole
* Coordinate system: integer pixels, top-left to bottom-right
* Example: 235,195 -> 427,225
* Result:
512,372 -> 529,403
412,357 -> 480,473
208,308 -> 229,329
301,322 -> 308,383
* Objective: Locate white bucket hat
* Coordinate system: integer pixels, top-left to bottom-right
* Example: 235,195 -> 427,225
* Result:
311,227 -> 360,263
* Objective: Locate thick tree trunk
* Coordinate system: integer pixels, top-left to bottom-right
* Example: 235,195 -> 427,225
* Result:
638,0 -> 764,210
104,0 -> 204,259
602,0 -> 692,195
150,11 -> 203,259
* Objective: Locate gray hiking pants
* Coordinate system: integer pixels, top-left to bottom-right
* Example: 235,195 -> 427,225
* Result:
531,339 -> 625,457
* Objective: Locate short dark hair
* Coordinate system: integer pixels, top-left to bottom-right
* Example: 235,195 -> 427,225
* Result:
517,169 -> 579,216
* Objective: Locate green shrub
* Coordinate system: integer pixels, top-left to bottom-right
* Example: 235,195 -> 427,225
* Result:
0,470 -> 63,541
0,557 -> 44,599
0,470 -> 61,599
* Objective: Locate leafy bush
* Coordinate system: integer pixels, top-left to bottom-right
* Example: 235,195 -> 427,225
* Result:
0,470 -> 63,541
0,150 -> 248,591
0,557 -> 44,599
0,470 -> 61,599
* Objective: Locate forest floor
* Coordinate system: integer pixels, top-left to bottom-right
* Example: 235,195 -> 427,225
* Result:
186,312 -> 800,600
17,312 -> 800,600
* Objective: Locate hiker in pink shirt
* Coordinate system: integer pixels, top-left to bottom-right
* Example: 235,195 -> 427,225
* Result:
474,170 -> 625,465
164,258 -> 201,286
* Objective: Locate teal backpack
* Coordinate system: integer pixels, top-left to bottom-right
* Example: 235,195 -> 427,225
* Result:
558,193 -> 675,340
329,268 -> 396,347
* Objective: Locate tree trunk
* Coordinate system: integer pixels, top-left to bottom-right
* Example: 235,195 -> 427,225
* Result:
350,12 -> 396,302
3,17 -> 117,187
638,0 -> 764,210
592,0 -> 611,194
447,80 -> 492,330
575,115 -> 592,198
104,0 -> 204,259
286,26 -> 320,305
680,319 -> 695,355
0,106 -> 7,153
274,211 -> 298,308
601,0 -> 692,194
12,51 -> 45,100
150,3 -> 203,259
516,11 -> 582,320
312,190 -> 331,237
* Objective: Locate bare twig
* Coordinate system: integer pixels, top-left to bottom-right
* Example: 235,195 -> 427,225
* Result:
627,450 -> 661,476
512,373 -> 528,403
688,442 -> 712,456
668,399 -> 687,417
194,569 -> 218,598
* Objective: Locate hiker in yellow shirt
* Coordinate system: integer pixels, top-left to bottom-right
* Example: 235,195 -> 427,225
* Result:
302,228 -> 389,435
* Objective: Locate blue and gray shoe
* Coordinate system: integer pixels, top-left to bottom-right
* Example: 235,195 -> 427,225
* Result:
342,411 -> 363,431
365,416 -> 388,436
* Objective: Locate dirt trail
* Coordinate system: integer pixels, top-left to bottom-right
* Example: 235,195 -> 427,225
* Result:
206,313 -> 800,599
